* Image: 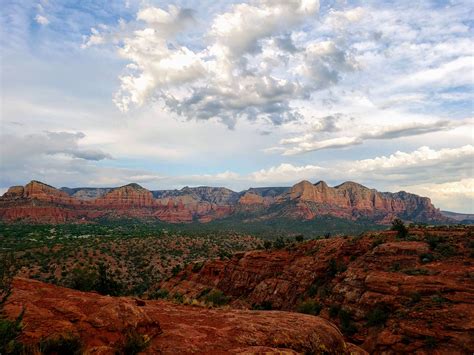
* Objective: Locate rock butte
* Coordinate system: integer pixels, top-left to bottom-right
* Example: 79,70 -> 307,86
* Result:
160,227 -> 474,354
0,179 -> 448,224
6,278 -> 366,354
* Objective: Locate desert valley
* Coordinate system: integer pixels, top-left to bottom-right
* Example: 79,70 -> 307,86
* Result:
1,0 -> 473,354
0,180 -> 473,353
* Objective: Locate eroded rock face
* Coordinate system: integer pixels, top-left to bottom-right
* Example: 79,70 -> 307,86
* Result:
6,278 -> 365,354
160,227 -> 474,354
0,179 -> 449,224
274,180 -> 446,223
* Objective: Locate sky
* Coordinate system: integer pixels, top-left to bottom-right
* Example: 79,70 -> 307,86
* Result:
0,0 -> 473,213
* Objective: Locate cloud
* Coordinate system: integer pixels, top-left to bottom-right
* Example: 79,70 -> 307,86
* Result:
83,0 -> 358,127
402,178 -> 474,213
275,119 -> 466,155
348,145 -> 474,175
360,120 -> 456,140
35,14 -> 49,26
0,131 -> 112,166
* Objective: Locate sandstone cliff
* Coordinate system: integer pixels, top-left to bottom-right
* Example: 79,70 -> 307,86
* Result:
159,226 -> 474,354
0,179 -> 449,224
5,278 -> 365,354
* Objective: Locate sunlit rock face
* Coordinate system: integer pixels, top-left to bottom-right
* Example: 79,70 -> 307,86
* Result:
0,179 -> 448,224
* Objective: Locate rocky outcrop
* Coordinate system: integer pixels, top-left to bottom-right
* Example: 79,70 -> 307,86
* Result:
160,226 -> 474,354
0,179 -> 450,224
95,183 -> 156,208
5,278 -> 365,354
273,180 -> 447,223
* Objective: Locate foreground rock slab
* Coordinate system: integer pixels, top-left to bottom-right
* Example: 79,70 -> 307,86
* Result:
6,278 -> 366,354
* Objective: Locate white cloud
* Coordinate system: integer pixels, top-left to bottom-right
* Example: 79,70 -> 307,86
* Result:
273,119 -> 465,155
350,145 -> 474,173
83,0 -> 359,127
35,14 -> 49,26
403,179 -> 474,213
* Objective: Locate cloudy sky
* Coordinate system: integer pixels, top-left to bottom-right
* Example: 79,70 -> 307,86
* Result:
1,0 -> 473,212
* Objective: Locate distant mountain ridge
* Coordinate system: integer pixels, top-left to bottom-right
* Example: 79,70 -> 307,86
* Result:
0,179 -> 451,224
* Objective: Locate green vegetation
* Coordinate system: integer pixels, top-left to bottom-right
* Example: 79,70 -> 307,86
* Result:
251,301 -> 273,310
391,218 -> 408,239
338,308 -> 357,336
296,300 -> 322,316
40,334 -> 84,355
328,305 -> 357,336
426,235 -> 457,258
202,290 -> 230,306
366,305 -> 390,327
0,222 -> 262,297
0,252 -> 24,355
115,328 -> 150,355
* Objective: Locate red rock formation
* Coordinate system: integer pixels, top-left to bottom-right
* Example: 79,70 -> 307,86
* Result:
274,180 -> 446,223
0,180 -> 449,224
160,226 -> 474,354
95,183 -> 156,208
5,278 -> 365,354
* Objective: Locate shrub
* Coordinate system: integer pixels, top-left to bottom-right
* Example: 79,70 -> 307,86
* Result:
173,292 -> 184,303
424,336 -> 438,349
192,262 -> 204,272
419,253 -> 434,263
404,268 -> 430,276
0,252 -> 24,355
251,301 -> 273,310
263,241 -> 272,249
391,218 -> 408,239
40,334 -> 84,355
0,253 -> 15,309
95,263 -> 123,296
307,284 -> 318,297
171,264 -> 182,276
274,237 -> 286,249
338,309 -> 357,336
115,328 -> 150,355
327,259 -> 346,278
203,290 -> 230,306
295,235 -> 304,242
197,288 -> 211,299
296,300 -> 322,316
409,292 -> 421,304
0,311 -> 24,355
329,305 -> 341,318
149,289 -> 169,299
366,305 -> 390,327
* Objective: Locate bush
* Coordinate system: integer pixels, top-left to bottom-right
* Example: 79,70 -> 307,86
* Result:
263,241 -> 272,249
424,336 -> 438,349
391,218 -> 408,239
115,328 -> 150,355
273,237 -> 286,249
149,289 -> 169,299
173,292 -> 184,303
419,253 -> 434,263
296,300 -> 322,316
251,301 -> 273,310
338,309 -> 357,336
329,305 -> 341,318
192,262 -> 204,272
0,311 -> 24,355
0,252 -> 24,355
40,334 -> 84,355
0,253 -> 15,309
327,259 -> 346,278
409,292 -> 421,304
366,305 -> 390,327
295,235 -> 304,242
203,290 -> 230,306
